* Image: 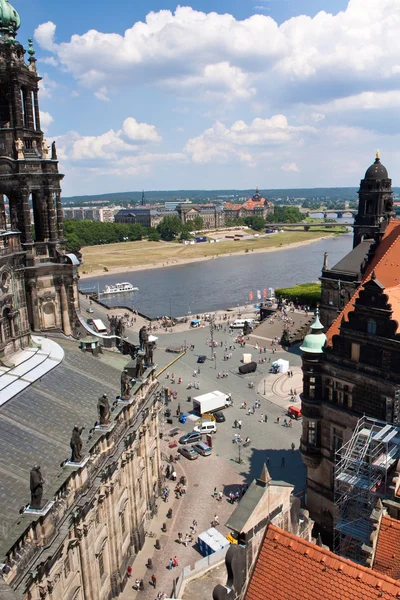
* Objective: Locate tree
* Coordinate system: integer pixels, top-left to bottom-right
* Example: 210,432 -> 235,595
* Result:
244,216 -> 265,231
192,215 -> 204,231
65,232 -> 81,253
266,206 -> 302,223
147,228 -> 161,242
156,215 -> 183,241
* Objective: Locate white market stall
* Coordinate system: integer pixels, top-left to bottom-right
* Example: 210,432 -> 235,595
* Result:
271,358 -> 289,374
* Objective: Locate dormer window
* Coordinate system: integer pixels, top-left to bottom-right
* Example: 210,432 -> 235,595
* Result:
367,319 -> 377,335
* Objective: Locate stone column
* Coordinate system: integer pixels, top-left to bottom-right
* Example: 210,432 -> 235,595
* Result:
27,280 -> 40,331
13,83 -> 23,128
59,278 -> 72,335
45,190 -> 57,241
9,314 -> 15,338
33,89 -> 41,131
23,90 -> 35,130
55,191 -> 64,238
32,191 -> 49,242
0,194 -> 6,229
20,189 -> 33,245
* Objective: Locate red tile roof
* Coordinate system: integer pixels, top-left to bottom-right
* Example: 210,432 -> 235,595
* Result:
245,525 -> 400,600
373,516 -> 400,580
326,220 -> 400,346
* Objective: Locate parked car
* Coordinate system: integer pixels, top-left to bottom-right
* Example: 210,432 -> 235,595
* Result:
214,411 -> 226,423
197,355 -> 207,363
178,446 -> 199,460
193,442 -> 212,456
87,307 -> 94,314
179,431 -> 202,445
87,318 -> 94,326
194,421 -> 217,435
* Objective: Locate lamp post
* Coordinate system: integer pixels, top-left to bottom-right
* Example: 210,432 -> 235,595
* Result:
237,440 -> 243,464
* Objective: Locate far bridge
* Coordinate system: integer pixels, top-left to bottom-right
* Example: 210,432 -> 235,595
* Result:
302,209 -> 357,219
267,222 -> 353,231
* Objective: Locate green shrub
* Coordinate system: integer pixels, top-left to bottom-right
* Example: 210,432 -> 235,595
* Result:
275,282 -> 321,307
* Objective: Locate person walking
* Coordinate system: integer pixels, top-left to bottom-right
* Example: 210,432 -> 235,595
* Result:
151,574 -> 157,589
218,490 -> 223,502
266,455 -> 270,467
238,420 -> 242,430
233,419 -> 238,429
168,558 -> 173,570
213,487 -> 218,499
291,442 -> 296,452
276,416 -> 280,424
259,414 -> 264,423
173,556 -> 178,568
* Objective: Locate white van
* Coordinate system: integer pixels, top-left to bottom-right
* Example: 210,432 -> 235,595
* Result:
194,421 -> 217,435
230,318 -> 254,330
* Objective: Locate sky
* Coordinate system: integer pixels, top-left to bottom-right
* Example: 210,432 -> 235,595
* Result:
13,0 -> 400,195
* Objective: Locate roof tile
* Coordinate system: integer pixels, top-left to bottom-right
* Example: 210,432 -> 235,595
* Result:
373,515 -> 400,580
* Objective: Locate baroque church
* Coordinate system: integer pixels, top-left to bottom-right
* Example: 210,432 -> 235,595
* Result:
301,152 -> 400,535
0,0 -> 78,360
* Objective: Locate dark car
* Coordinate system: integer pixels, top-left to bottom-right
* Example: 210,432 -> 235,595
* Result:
178,446 -> 199,460
87,318 -> 94,326
214,411 -> 226,423
197,355 -> 207,363
179,431 -> 202,445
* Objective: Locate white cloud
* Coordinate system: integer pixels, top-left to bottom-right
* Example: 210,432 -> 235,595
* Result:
94,87 -> 110,102
281,162 -> 300,172
33,1 -> 400,106
40,111 -> 54,132
122,117 -> 161,144
315,90 -> 400,113
39,56 -> 58,67
34,21 -> 57,51
185,115 -> 315,164
38,73 -> 58,99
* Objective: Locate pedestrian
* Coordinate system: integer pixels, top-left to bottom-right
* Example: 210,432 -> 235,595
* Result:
192,519 -> 198,531
168,558 -> 173,570
178,532 -> 183,543
277,416 -> 280,424
281,456 -> 285,467
218,490 -> 223,502
127,565 -> 132,578
291,442 -> 295,452
266,455 -> 270,467
238,420 -> 242,430
173,556 -> 178,568
260,414 -> 264,422
233,419 -> 238,429
213,514 -> 219,526
213,487 -> 217,499
151,574 -> 157,589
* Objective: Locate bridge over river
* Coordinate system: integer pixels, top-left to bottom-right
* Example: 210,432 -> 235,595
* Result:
268,222 -> 353,231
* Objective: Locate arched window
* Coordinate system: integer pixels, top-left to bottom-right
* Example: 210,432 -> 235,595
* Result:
367,319 -> 377,335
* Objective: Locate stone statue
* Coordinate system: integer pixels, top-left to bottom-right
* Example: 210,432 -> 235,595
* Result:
42,139 -> 49,159
135,352 -> 145,379
121,369 -> 131,398
70,426 -> 84,463
97,393 -> 111,426
30,465 -> 44,510
139,325 -> 148,350
144,341 -> 154,367
15,138 -> 24,159
51,141 -> 57,160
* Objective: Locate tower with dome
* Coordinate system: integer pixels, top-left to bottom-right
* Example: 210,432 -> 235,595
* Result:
0,0 -> 79,358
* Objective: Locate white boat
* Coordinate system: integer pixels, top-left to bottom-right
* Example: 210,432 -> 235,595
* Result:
102,282 -> 139,295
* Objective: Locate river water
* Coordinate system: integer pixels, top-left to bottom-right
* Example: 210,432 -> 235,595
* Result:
80,230 -> 353,318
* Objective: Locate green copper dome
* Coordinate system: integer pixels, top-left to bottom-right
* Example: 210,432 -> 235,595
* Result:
300,309 -> 327,354
0,0 -> 20,37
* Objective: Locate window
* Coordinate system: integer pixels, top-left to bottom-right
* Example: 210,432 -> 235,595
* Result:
367,319 -> 377,335
332,427 -> 343,454
64,552 -> 71,578
351,343 -> 360,362
120,511 -> 126,536
98,550 -> 105,578
307,421 -> 317,446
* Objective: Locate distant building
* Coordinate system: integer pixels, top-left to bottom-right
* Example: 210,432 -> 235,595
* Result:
224,188 -> 274,221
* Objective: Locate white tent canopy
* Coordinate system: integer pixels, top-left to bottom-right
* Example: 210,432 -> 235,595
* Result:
272,358 -> 289,374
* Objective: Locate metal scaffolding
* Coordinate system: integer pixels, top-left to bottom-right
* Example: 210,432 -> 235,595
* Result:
334,416 -> 400,563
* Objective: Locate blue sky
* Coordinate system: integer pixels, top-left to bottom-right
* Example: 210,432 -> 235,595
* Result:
13,0 -> 400,195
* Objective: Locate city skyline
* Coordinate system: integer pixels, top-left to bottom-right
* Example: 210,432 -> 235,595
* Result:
16,0 -> 400,195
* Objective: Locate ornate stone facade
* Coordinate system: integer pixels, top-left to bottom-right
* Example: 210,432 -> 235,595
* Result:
0,11 -> 78,348
1,368 -> 162,600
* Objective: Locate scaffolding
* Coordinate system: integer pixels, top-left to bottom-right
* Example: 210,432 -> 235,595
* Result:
334,416 -> 400,563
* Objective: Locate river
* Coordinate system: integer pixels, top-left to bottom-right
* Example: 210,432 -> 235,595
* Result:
80,231 -> 353,318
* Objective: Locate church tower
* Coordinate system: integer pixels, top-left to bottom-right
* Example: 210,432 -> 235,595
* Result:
353,151 -> 394,248
0,1 -> 79,337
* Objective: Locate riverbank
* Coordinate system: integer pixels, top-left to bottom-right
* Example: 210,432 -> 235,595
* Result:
80,230 -> 345,280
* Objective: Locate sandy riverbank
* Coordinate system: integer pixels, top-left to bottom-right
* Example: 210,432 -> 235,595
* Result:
79,234 -> 335,280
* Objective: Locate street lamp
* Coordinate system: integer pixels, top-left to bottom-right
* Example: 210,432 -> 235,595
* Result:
236,440 -> 243,464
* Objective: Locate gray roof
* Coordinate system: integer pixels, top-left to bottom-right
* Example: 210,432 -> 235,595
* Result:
331,239 -> 374,275
0,341 -> 124,556
225,478 -> 291,533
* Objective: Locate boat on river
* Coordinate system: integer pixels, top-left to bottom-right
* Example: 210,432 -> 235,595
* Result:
102,282 -> 138,295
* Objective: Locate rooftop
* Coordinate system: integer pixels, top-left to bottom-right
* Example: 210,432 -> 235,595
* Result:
373,515 -> 400,580
326,220 -> 400,345
245,524 -> 400,600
